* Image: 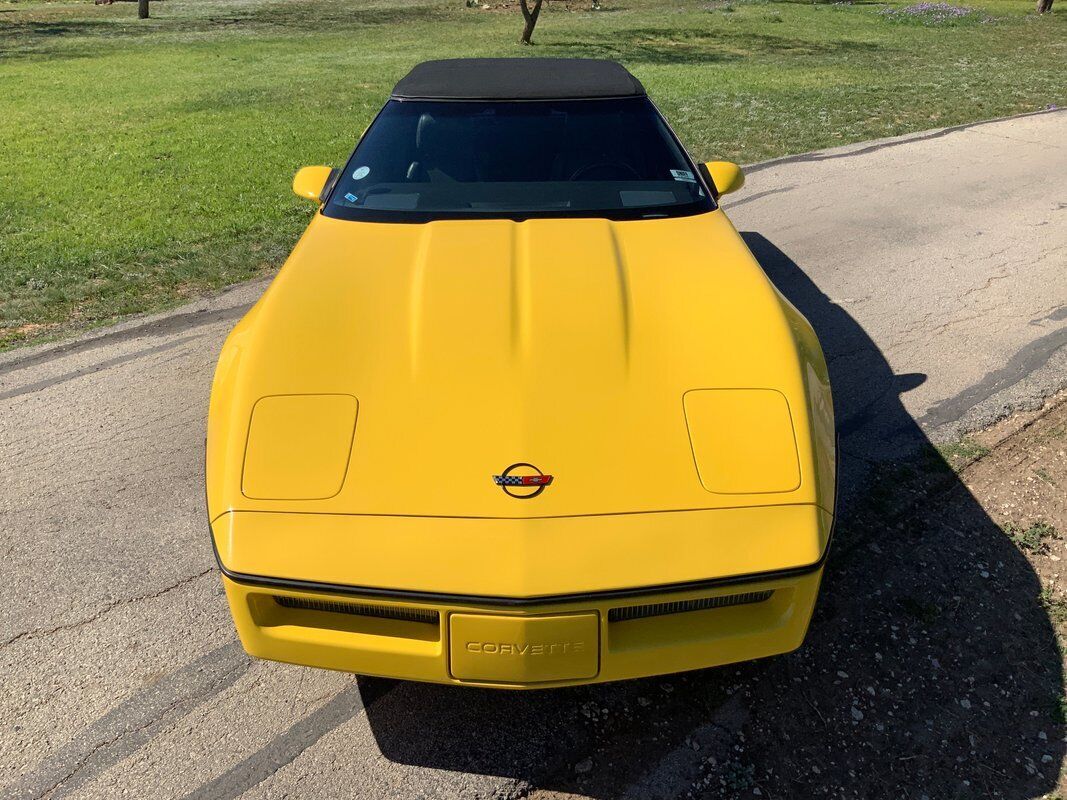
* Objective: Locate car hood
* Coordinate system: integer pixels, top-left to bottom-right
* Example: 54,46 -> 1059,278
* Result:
207,209 -> 833,520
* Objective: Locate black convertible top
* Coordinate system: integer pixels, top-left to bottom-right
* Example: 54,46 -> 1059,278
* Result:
391,58 -> 646,101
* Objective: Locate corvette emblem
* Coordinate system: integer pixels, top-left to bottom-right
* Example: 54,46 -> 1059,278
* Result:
492,463 -> 554,499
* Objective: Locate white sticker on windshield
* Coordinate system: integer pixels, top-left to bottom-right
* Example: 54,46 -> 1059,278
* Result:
670,169 -> 696,183
352,166 -> 370,180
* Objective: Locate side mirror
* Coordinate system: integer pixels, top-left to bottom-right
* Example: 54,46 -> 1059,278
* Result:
292,166 -> 334,202
704,161 -> 745,197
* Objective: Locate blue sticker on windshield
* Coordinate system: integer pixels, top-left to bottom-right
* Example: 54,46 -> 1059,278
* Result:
344,192 -> 358,203
352,166 -> 370,180
670,169 -> 696,183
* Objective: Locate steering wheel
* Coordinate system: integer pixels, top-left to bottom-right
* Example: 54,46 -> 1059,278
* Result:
569,161 -> 641,181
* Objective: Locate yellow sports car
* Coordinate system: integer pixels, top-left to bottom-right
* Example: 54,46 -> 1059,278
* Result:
207,58 -> 835,688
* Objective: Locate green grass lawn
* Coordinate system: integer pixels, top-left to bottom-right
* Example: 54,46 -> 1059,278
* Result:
1,0 -> 1063,348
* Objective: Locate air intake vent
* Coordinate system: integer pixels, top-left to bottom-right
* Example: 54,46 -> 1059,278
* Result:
608,590 -> 773,623
273,595 -> 439,625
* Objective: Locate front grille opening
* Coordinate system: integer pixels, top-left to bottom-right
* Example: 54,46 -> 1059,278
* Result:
273,595 -> 439,625
608,590 -> 774,623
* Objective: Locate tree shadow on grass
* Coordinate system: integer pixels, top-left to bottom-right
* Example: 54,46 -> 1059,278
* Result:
0,18 -> 150,58
0,2 -> 451,60
548,26 -> 880,65
0,15 -> 210,60
361,233 -> 1063,798
247,0 -> 453,31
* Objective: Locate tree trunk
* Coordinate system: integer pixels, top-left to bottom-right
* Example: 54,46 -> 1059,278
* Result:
1035,0 -> 1052,12
519,0 -> 543,44
138,0 -> 149,18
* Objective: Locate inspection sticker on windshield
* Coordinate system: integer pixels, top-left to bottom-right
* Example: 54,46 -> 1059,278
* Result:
352,166 -> 370,180
670,169 -> 696,183
343,193 -> 358,203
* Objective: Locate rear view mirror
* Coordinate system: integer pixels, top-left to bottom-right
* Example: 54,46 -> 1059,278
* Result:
704,161 -> 745,197
292,166 -> 335,202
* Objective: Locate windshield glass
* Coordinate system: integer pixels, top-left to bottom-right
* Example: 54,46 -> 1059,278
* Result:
322,97 -> 714,223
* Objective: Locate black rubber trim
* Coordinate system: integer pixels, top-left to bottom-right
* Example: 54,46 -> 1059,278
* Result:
697,162 -> 720,201
318,168 -> 340,204
209,519 -> 834,607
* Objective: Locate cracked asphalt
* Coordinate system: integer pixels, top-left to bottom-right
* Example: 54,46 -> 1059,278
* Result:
1,110 -> 1064,799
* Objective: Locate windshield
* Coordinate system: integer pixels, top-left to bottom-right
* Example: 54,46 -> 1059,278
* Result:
322,97 -> 714,223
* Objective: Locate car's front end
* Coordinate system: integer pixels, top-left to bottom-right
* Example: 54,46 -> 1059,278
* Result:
218,547 -> 824,689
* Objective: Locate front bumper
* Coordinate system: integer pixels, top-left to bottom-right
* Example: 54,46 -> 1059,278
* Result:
221,566 -> 823,688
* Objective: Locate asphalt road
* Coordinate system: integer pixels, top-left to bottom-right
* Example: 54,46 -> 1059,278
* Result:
1,110 -> 1065,799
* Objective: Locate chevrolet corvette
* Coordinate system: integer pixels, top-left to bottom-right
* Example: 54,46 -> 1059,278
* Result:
207,58 -> 836,688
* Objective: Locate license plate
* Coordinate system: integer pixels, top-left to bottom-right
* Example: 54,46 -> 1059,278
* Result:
449,612 -> 599,684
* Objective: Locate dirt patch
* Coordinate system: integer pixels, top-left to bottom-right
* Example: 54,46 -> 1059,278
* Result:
964,396 -> 1067,651
1,322 -> 54,338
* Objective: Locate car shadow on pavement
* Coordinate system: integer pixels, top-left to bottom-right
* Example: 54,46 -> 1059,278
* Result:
362,233 -> 1064,798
